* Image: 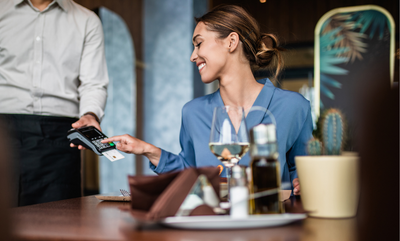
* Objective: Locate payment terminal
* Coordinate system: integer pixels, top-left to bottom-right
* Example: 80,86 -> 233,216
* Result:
67,126 -> 124,162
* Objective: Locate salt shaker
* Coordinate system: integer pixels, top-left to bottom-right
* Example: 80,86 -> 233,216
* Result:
230,165 -> 249,219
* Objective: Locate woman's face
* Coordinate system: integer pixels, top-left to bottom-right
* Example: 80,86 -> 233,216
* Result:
190,22 -> 229,84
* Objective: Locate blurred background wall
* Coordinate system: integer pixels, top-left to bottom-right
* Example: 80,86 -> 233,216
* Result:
142,0 -> 208,175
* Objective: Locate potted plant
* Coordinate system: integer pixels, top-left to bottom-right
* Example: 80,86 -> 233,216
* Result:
295,108 -> 359,218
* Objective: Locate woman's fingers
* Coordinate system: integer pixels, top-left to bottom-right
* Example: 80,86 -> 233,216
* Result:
102,134 -> 133,143
101,134 -> 160,165
101,135 -> 137,154
115,142 -> 131,153
101,136 -> 123,143
293,178 -> 300,195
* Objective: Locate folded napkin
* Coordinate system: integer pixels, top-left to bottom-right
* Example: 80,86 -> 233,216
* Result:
128,167 -> 220,221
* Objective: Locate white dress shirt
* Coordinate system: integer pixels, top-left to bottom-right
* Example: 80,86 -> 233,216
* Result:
0,0 -> 108,119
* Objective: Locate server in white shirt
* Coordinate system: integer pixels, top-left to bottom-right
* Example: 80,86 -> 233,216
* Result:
0,0 -> 109,206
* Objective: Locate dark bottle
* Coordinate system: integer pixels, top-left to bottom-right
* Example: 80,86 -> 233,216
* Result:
249,124 -> 283,214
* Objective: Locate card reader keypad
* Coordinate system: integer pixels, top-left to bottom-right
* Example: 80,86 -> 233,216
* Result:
92,138 -> 114,150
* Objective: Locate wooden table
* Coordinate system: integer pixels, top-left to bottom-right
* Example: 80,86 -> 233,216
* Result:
12,195 -> 357,241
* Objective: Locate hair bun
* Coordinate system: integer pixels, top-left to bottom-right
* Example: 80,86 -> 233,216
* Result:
255,33 -> 283,76
260,34 -> 277,49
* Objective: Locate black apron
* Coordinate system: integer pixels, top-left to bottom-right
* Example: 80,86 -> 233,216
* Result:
1,114 -> 81,206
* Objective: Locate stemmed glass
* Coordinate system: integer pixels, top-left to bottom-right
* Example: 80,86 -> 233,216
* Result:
209,106 -> 250,201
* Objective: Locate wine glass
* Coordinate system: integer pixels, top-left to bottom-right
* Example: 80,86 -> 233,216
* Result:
209,106 -> 250,201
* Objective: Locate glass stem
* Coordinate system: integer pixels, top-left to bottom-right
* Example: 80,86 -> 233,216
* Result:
226,166 -> 232,202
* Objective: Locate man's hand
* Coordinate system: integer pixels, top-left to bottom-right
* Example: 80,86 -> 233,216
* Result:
293,178 -> 301,195
70,114 -> 101,150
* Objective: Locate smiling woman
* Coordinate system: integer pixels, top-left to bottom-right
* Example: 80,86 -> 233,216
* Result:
102,5 -> 313,195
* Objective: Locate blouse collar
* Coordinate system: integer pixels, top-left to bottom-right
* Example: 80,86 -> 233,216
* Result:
212,78 -> 276,130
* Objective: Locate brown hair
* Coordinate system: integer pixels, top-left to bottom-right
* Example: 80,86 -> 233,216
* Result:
195,5 -> 284,79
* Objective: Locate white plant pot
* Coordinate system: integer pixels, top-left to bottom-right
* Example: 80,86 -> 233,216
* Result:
295,153 -> 359,218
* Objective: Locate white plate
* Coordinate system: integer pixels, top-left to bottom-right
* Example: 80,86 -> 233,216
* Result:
160,213 -> 306,230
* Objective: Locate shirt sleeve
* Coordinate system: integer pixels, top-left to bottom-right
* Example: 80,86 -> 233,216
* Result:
78,13 -> 109,121
149,107 -> 196,174
286,105 -> 313,182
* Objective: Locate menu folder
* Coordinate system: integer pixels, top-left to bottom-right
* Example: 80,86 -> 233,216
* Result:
127,167 -> 220,221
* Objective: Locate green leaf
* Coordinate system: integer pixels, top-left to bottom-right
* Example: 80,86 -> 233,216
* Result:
321,74 -> 342,88
321,84 -> 335,99
320,64 -> 349,75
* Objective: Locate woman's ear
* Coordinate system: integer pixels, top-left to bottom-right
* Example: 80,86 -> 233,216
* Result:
227,32 -> 240,53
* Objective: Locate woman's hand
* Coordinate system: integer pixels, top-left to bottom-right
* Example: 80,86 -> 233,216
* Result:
101,134 -> 162,166
293,178 -> 300,195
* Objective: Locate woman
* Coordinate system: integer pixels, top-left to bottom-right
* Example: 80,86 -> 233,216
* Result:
101,5 -> 312,195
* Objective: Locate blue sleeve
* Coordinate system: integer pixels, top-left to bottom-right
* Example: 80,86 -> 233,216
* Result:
286,106 -> 313,182
149,108 -> 196,174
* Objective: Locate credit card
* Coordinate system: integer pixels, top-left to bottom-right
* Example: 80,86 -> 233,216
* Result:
102,149 -> 125,162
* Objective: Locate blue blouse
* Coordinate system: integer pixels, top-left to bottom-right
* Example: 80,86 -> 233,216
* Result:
150,78 -> 313,189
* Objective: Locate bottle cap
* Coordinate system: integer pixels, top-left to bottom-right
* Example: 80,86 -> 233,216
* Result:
231,165 -> 246,179
249,123 -> 277,144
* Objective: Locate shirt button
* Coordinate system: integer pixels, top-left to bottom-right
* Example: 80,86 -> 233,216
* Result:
36,36 -> 41,41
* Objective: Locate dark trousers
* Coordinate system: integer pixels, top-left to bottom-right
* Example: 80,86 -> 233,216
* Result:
1,114 -> 81,206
